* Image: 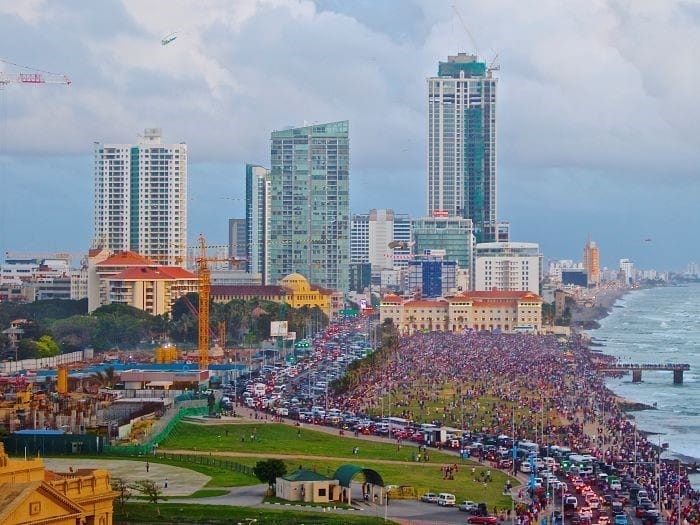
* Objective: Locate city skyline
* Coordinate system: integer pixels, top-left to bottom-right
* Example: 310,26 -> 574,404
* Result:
0,1 -> 698,270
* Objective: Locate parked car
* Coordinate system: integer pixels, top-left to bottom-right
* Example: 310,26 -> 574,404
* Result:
460,501 -> 480,513
420,492 -> 438,503
437,493 -> 456,506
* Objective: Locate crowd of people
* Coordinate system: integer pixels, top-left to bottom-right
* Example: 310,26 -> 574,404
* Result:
327,330 -> 700,524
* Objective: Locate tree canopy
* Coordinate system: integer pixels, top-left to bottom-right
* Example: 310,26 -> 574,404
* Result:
253,459 -> 287,487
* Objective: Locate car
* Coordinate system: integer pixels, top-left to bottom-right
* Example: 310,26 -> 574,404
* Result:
459,501 -> 480,513
579,507 -> 593,519
613,514 -> 628,525
597,516 -> 611,525
437,493 -> 456,506
636,504 -> 655,518
467,516 -> 499,525
420,492 -> 438,503
588,496 -> 601,509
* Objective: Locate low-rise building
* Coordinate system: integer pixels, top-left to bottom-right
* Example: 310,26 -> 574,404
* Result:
211,273 -> 339,318
0,442 -> 116,525
380,290 -> 543,334
87,250 -> 197,315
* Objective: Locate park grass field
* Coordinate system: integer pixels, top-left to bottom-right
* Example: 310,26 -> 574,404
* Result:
157,421 -> 516,508
161,421 -> 459,463
115,502 -> 396,524
230,455 -> 515,508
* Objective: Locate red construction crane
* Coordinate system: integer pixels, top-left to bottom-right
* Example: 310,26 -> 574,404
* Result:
0,58 -> 71,88
0,71 -> 71,87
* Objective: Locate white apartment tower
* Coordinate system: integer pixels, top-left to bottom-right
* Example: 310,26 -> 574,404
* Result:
93,128 -> 187,266
427,53 -> 497,243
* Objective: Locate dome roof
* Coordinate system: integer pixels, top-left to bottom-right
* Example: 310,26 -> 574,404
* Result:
279,273 -> 311,292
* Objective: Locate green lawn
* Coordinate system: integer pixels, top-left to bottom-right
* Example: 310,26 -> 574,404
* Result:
161,422 -> 459,463
115,502 -> 396,524
155,421 -> 517,506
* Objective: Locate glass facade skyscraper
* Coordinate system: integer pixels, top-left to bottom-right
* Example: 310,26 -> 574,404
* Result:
267,121 -> 350,292
427,53 -> 497,242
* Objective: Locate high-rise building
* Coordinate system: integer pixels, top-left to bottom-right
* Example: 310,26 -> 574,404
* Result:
245,164 -> 271,279
350,209 -> 413,272
412,216 -> 474,270
93,128 -> 187,266
583,238 -> 600,286
427,53 -> 497,242
267,121 -> 350,291
407,257 -> 457,298
228,218 -> 247,268
474,242 -> 542,295
619,258 -> 635,284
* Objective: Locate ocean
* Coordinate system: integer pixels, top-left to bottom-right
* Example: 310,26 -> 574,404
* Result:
589,283 -> 700,468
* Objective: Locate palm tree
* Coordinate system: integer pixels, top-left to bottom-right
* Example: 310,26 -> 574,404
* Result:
91,366 -> 117,388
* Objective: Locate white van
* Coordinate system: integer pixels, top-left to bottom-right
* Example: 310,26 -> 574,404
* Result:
437,493 -> 456,507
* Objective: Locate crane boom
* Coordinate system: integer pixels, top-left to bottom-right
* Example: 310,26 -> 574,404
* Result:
0,72 -> 71,86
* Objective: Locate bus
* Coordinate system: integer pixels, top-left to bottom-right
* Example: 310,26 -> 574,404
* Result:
382,417 -> 410,433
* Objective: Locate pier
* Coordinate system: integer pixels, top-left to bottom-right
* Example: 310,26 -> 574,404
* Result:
598,363 -> 690,384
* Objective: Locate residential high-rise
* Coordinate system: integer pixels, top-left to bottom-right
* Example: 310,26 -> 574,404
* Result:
583,238 -> 600,286
267,121 -> 350,291
427,53 -> 497,242
93,128 -> 187,266
245,164 -> 271,279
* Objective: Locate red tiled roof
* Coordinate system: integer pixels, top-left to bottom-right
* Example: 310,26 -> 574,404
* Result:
458,290 -> 543,301
158,266 -> 197,279
97,251 -> 153,266
404,299 -> 448,308
109,266 -> 197,281
381,294 -> 403,303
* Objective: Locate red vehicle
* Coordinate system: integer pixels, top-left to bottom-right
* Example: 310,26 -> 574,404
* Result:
467,516 -> 498,524
497,458 -> 513,469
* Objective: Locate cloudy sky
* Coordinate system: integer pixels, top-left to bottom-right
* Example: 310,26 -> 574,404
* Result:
0,0 -> 697,271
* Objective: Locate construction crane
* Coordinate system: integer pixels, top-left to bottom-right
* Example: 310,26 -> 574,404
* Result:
451,4 -> 479,55
195,235 -> 244,371
0,58 -> 71,87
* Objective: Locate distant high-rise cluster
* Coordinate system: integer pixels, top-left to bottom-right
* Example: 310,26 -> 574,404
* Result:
93,128 -> 187,266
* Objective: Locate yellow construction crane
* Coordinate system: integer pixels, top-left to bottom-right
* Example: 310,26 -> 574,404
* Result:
195,235 -> 244,370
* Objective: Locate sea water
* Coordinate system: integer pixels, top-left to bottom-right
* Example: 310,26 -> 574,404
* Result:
590,283 -> 700,465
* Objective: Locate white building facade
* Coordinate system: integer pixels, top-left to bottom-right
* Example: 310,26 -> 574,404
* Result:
475,242 -> 542,294
427,53 -> 498,243
93,128 -> 187,266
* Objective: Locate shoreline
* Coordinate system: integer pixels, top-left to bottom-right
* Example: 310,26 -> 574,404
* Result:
572,283 -> 700,469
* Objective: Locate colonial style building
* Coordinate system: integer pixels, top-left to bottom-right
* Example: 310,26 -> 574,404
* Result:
0,443 -> 116,525
87,249 -> 197,315
380,290 -> 543,334
211,273 -> 341,318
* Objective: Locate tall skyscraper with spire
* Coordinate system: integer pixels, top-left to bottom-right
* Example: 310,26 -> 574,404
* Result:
427,53 -> 497,242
